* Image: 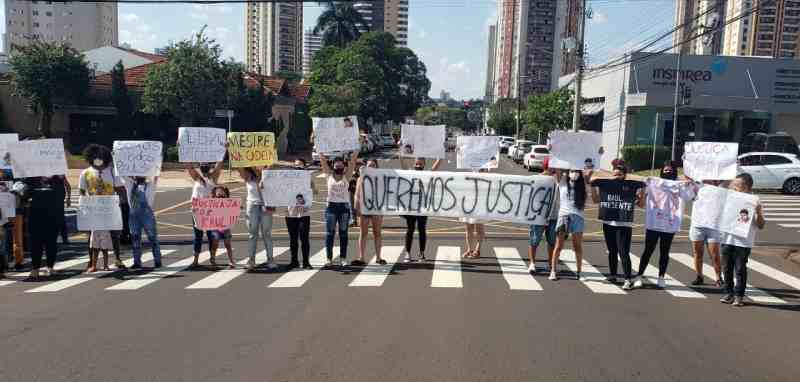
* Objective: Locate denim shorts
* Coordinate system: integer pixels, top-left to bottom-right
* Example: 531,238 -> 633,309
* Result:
209,229 -> 232,241
529,220 -> 557,247
556,214 -> 585,234
689,226 -> 720,243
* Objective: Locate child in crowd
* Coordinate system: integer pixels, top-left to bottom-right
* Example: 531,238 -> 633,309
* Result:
122,176 -> 163,269
209,185 -> 237,269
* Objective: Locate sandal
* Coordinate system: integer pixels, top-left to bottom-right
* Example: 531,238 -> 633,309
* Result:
350,259 -> 367,267
462,250 -> 474,258
377,259 -> 387,265
209,257 -> 217,266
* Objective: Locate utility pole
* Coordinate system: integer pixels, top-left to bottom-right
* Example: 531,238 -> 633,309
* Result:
571,0 -> 587,132
511,0 -> 520,139
671,52 -> 682,161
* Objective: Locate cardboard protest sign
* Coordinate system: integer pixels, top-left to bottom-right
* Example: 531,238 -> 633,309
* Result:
177,127 -> 227,163
359,168 -> 556,225
112,141 -> 163,177
548,131 -> 603,170
645,178 -> 696,233
456,136 -> 500,169
691,185 -> 758,237
683,142 -> 738,181
400,124 -> 446,159
261,170 -> 313,207
6,139 -> 68,178
0,134 -> 19,170
77,195 -> 123,231
312,116 -> 360,154
227,132 -> 276,168
191,197 -> 241,231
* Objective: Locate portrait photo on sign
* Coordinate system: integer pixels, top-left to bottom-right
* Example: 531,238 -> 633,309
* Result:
312,116 -> 361,154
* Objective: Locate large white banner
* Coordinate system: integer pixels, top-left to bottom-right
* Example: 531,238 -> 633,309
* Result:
456,136 -> 500,169
359,168 -> 556,224
77,195 -> 123,231
548,131 -> 603,170
0,133 -> 19,170
261,170 -> 313,207
683,142 -> 738,181
691,185 -> 758,237
312,116 -> 360,154
178,127 -> 227,163
7,139 -> 68,178
400,124 -> 446,159
112,140 -> 163,177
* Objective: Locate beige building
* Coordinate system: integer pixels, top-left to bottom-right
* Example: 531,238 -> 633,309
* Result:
302,28 -> 322,77
673,0 -> 729,55
3,1 -> 117,52
353,1 -> 408,47
245,1 -> 303,76
738,0 -> 800,59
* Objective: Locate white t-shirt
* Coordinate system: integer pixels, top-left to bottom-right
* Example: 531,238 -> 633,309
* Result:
191,176 -> 215,199
722,196 -> 760,248
245,180 -> 263,205
79,167 -> 121,196
558,177 -> 584,218
326,175 -> 350,203
644,178 -> 696,233
121,177 -> 157,208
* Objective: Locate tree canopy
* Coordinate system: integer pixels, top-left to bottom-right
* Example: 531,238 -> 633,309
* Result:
487,98 -> 520,137
522,88 -> 574,139
313,1 -> 368,48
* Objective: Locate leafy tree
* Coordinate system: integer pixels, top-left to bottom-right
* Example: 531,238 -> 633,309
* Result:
523,88 -> 574,139
8,40 -> 91,137
142,28 -> 240,125
487,98 -> 519,136
313,1 -> 368,48
274,70 -> 303,84
414,106 -> 476,132
110,60 -> 134,139
309,83 -> 362,118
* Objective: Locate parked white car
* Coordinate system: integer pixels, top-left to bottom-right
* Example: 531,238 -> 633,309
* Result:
524,145 -> 551,171
737,152 -> 800,194
512,141 -> 534,163
499,136 -> 515,153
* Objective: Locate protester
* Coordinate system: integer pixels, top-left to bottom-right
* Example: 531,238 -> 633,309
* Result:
208,185 -> 237,269
528,164 -> 559,273
122,176 -> 163,269
21,176 -> 65,278
319,151 -> 358,267
49,175 -> 71,244
590,162 -> 646,290
187,160 -> 224,268
399,157 -> 443,262
634,162 -> 698,288
689,179 -> 724,287
79,144 -> 126,272
353,159 -> 385,266
237,167 -> 277,270
0,170 -> 21,271
720,173 -> 764,307
348,161 -> 361,227
549,167 -> 590,281
460,168 -> 490,259
285,159 -> 316,270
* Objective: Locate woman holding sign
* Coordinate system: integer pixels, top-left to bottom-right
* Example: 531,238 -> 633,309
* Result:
353,159 -> 385,266
237,167 -> 277,270
549,167 -> 590,281
187,160 -> 224,267
688,180 -> 724,287
399,157 -> 443,262
19,176 -> 64,278
319,152 -> 359,267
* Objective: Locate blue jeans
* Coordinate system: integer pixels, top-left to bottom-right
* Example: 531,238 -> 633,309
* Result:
325,202 -> 350,260
130,206 -> 162,266
192,217 -> 214,255
246,202 -> 273,262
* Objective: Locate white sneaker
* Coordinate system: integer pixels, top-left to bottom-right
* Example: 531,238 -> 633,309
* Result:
527,263 -> 536,273
548,271 -> 557,281
333,258 -> 342,266
324,260 -> 333,267
622,280 -> 633,290
633,276 -> 644,288
266,261 -> 278,270
656,277 -> 666,288
403,251 -> 413,263
247,259 -> 256,270
40,268 -> 50,277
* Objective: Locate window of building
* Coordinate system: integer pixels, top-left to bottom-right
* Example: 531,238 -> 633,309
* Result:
45,11 -> 52,17
33,22 -> 40,28
33,10 -> 39,16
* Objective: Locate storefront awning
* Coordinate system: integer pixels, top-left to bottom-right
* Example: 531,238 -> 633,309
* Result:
581,102 -> 604,116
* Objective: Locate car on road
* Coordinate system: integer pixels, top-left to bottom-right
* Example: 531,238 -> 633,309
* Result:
511,140 -> 534,162
498,136 -> 515,153
523,145 -> 551,171
739,132 -> 800,156
738,152 -> 800,194
368,134 -> 381,151
381,135 -> 395,148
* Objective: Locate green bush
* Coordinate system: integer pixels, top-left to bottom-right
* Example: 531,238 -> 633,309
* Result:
621,145 -> 671,171
165,145 -> 179,162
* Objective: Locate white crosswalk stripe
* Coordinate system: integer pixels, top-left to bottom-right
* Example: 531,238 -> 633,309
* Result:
629,253 -> 706,299
185,248 -> 288,290
268,249 -> 330,288
558,250 -> 626,294
431,246 -> 462,288
493,247 -> 542,291
760,195 -> 800,230
746,258 -> 800,292
0,253 -> 89,287
348,246 -> 404,287
106,250 -> 208,291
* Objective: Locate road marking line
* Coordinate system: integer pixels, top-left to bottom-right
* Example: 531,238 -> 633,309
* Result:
766,217 -> 800,222
106,250 -> 209,291
493,247 -> 542,291
431,246 -> 462,288
763,207 -> 800,211
629,253 -> 705,299
764,213 -> 800,217
348,246 -> 404,287
25,252 -> 171,293
746,258 -> 800,292
778,223 -> 800,228
185,248 -> 288,289
268,249 -> 330,288
670,253 -> 786,304
558,250 -> 626,294
0,254 -> 90,287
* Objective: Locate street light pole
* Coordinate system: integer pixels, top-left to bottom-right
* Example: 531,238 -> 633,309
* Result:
571,0 -> 587,132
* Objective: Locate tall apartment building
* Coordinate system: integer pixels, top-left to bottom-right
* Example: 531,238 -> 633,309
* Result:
738,0 -> 800,58
485,24 -> 497,102
353,1 -> 408,47
245,2 -> 303,76
302,28 -> 322,77
673,0 -> 729,55
3,1 -> 117,53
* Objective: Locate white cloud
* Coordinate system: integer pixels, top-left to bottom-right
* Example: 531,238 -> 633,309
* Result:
418,29 -> 428,39
121,13 -> 139,22
591,11 -> 608,25
136,24 -> 152,33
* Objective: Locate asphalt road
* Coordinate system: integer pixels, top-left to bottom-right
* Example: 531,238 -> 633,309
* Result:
2,149 -> 800,382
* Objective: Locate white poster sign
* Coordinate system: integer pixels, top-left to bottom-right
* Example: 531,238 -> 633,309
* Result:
0,133 -> 20,170
400,124 -> 446,159
548,131 -> 603,170
359,168 -> 556,224
683,142 -> 739,181
261,170 -> 313,207
312,116 -> 360,154
456,136 -> 500,169
0,191 -> 16,224
6,139 -> 67,178
112,141 -> 163,177
77,195 -> 123,231
691,185 -> 758,237
177,127 -> 227,163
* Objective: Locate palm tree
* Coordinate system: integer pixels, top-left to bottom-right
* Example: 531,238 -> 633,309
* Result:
313,2 -> 368,48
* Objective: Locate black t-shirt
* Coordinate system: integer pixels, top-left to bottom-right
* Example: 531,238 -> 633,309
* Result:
591,178 -> 645,223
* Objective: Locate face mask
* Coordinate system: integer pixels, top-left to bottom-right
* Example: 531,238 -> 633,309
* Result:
414,166 -> 424,171
333,167 -> 344,175
93,159 -> 104,167
200,166 -> 210,175
569,173 -> 580,181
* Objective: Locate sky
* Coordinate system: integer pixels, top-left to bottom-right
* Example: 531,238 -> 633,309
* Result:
0,0 -> 676,100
